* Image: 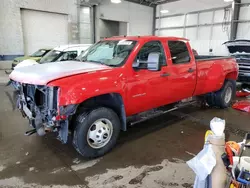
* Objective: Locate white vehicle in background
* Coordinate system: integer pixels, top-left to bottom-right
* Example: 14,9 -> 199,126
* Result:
39,44 -> 92,64
15,44 -> 92,70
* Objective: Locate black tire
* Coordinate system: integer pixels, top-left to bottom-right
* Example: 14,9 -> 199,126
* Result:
215,80 -> 236,108
206,80 -> 236,108
73,107 -> 120,158
205,93 -> 215,107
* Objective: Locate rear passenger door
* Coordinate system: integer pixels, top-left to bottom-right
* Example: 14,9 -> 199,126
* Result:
167,40 -> 196,102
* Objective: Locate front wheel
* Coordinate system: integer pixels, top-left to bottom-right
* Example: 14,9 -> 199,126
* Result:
73,107 -> 120,158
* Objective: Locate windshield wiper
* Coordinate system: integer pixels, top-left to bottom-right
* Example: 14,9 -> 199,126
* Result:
88,60 -> 103,64
81,59 -> 117,67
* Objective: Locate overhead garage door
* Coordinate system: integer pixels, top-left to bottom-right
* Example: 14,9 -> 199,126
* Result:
21,9 -> 68,55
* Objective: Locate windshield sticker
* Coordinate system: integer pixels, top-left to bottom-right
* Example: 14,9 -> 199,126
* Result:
118,41 -> 133,45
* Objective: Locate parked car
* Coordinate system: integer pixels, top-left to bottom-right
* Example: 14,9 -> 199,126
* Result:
12,48 -> 51,69
9,36 -> 238,158
224,40 -> 250,84
39,44 -> 92,64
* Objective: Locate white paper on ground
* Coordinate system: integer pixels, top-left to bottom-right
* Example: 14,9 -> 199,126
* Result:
210,117 -> 225,136
9,61 -> 111,85
187,144 -> 216,181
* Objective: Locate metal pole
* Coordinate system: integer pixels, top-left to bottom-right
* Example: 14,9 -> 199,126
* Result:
152,5 -> 156,35
183,14 -> 187,38
230,0 -> 241,40
93,5 -> 96,43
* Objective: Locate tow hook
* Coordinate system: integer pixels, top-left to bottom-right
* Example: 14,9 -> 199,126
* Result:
25,129 -> 37,136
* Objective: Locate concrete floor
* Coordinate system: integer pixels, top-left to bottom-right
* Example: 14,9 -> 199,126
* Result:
0,85 -> 250,188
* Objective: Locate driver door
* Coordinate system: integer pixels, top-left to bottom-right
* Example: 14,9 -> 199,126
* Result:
126,41 -> 170,115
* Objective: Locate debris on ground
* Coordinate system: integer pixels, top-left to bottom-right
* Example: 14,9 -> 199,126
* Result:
233,100 -> 250,113
236,91 -> 250,97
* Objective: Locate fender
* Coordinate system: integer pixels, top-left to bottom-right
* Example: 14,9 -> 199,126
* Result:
47,68 -> 127,106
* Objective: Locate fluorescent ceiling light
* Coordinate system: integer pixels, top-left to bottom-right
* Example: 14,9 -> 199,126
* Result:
160,10 -> 169,14
111,0 -> 121,3
224,0 -> 233,2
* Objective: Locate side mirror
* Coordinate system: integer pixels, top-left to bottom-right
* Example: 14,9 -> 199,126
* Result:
147,52 -> 161,71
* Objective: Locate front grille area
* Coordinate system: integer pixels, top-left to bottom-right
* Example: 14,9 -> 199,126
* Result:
11,80 -> 59,126
236,56 -> 250,74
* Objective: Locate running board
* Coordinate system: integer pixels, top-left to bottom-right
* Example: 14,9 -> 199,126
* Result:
129,100 -> 197,126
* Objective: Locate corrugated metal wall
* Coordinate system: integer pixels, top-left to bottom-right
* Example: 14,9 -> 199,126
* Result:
155,0 -> 250,55
237,4 -> 250,39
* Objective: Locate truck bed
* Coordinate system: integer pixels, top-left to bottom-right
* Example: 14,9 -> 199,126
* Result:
195,55 -> 232,61
193,56 -> 237,96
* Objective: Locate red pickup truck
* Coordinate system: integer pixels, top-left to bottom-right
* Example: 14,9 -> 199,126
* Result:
10,36 -> 238,158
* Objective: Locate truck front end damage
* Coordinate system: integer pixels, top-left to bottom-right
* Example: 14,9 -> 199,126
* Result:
11,80 -> 76,143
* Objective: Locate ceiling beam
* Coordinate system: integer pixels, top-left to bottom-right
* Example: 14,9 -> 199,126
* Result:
156,0 -> 179,5
124,0 -> 155,7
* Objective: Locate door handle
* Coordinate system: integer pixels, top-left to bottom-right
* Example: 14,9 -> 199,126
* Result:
187,68 -> 195,73
160,73 -> 170,77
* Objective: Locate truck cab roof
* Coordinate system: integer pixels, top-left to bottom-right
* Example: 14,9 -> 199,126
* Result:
104,36 -> 189,42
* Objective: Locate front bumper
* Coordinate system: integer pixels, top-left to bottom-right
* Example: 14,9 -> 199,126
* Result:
11,80 -> 78,143
11,81 -> 63,136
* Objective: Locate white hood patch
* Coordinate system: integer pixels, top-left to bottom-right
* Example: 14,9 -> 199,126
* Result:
9,61 -> 110,85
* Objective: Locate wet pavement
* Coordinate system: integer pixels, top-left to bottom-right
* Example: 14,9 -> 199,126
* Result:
0,85 -> 250,188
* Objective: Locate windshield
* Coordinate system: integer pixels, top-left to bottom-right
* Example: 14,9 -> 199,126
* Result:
40,50 -> 63,63
30,49 -> 49,57
40,50 -> 80,63
78,40 -> 137,67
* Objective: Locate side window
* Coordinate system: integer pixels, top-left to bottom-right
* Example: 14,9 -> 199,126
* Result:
135,41 -> 166,67
67,51 -> 78,60
58,51 -> 78,61
168,41 -> 190,65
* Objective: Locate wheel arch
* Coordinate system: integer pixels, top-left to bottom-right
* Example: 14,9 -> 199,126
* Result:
76,93 -> 127,131
225,71 -> 238,81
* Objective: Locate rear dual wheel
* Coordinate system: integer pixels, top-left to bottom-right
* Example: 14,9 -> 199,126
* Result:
73,107 -> 120,158
206,80 -> 236,108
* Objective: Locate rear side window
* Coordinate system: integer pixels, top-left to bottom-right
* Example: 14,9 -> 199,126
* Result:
168,41 -> 190,64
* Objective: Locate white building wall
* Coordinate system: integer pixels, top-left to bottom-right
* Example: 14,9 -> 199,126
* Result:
156,0 -> 232,55
0,0 -> 78,58
237,5 -> 250,39
95,0 -> 153,41
156,0 -> 231,17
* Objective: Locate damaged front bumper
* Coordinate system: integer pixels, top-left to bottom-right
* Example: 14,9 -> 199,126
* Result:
11,80 -> 77,143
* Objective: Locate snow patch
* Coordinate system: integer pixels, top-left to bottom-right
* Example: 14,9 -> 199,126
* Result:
50,167 -> 66,174
71,158 -> 101,171
0,177 -> 86,188
0,166 -> 5,172
86,159 -> 194,188
29,167 -> 35,172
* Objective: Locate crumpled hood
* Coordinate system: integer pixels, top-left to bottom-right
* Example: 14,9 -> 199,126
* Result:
9,61 -> 111,85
